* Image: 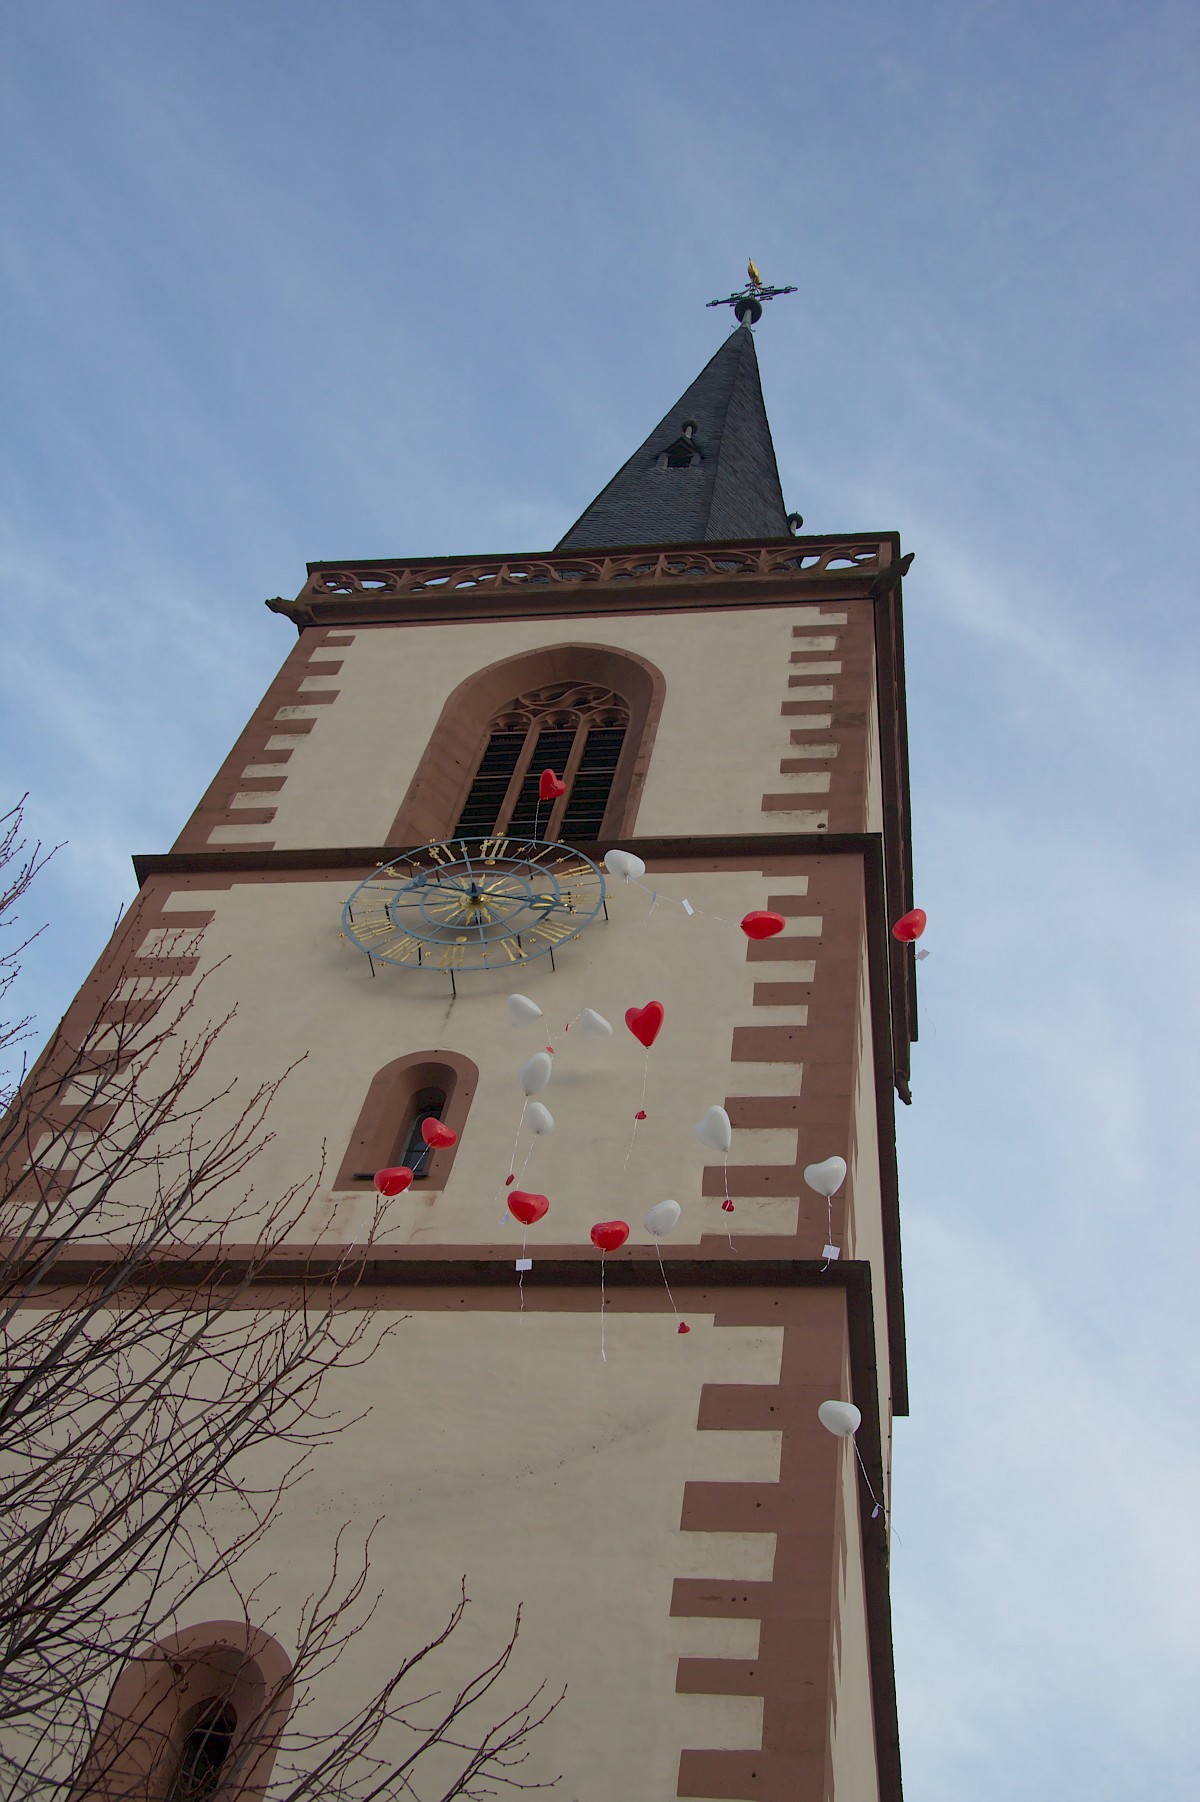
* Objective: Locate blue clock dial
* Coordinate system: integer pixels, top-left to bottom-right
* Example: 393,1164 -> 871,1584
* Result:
341,836 -> 607,973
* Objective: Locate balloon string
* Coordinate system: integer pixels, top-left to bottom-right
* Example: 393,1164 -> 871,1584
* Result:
654,1242 -> 679,1321
496,1099 -> 530,1223
852,1437 -> 885,1523
722,1149 -> 735,1251
519,1227 -> 527,1317
621,1050 -> 651,1174
625,875 -> 736,929
600,1255 -> 607,1364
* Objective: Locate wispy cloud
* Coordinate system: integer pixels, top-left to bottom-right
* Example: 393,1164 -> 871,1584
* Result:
2,3 -> 1197,1796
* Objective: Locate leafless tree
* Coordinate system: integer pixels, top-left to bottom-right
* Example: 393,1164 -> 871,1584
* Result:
0,799 -> 560,1800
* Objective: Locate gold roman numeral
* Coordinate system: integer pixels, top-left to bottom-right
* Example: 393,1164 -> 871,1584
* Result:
352,917 -> 400,942
527,918 -> 575,945
361,931 -> 423,960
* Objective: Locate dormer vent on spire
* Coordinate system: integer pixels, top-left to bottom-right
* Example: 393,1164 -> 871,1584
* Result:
659,435 -> 701,469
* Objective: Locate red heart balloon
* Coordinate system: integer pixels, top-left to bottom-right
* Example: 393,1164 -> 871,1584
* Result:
590,1220 -> 629,1252
677,1322 -> 691,1334
625,1001 -> 664,1048
508,1190 -> 549,1226
538,769 -> 567,800
421,1118 -> 457,1148
721,1198 -> 735,1213
892,907 -> 927,943
741,910 -> 787,941
374,1166 -> 413,1196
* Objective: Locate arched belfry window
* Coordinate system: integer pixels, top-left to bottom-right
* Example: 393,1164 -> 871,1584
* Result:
389,643 -> 665,848
454,682 -> 630,842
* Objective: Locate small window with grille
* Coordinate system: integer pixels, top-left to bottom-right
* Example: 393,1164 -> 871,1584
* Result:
167,1699 -> 237,1802
454,683 -> 630,841
337,1053 -> 475,1192
397,1087 -> 448,1177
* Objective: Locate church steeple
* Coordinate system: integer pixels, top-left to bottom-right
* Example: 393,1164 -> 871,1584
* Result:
556,322 -> 790,550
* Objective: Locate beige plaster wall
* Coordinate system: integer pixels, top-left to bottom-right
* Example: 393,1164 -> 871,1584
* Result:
828,1427 -> 881,1800
175,1305 -> 784,1800
144,866 -> 825,1250
248,607 -> 819,848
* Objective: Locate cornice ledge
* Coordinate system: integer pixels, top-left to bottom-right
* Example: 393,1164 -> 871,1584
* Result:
283,537 -> 901,626
131,833 -> 888,884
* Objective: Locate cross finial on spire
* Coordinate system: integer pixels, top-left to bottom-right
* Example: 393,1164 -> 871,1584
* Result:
707,261 -> 797,326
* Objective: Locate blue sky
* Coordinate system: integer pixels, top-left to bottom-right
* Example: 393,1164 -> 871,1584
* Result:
3,2 -> 1198,1797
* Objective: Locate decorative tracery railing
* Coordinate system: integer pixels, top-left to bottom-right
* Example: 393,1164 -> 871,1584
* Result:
300,541 -> 885,602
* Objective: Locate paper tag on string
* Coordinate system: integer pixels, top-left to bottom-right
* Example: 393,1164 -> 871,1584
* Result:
682,899 -> 694,915
915,949 -> 930,961
822,1244 -> 841,1261
515,1258 -> 533,1272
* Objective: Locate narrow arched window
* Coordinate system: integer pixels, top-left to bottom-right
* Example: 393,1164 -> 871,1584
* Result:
453,683 -> 629,841
167,1698 -> 237,1801
335,1052 -> 477,1192
71,1622 -> 292,1802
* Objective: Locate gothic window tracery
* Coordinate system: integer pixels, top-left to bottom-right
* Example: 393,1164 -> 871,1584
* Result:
454,682 -> 630,841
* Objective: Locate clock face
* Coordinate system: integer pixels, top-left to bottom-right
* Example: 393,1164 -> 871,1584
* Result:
341,837 -> 607,973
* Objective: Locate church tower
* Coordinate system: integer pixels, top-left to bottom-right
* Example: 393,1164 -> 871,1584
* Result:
21,297 -> 915,1800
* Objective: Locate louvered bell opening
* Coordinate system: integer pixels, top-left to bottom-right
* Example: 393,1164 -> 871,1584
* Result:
507,728 -> 576,835
455,732 -> 525,835
560,728 -> 625,840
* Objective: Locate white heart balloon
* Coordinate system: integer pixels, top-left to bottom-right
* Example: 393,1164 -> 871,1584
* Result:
507,993 -> 543,1026
644,1199 -> 681,1237
818,1399 -> 861,1439
526,1101 -> 555,1135
577,1007 -> 613,1039
603,848 -> 646,882
518,1052 -> 553,1097
694,1105 -> 732,1154
803,1156 -> 847,1198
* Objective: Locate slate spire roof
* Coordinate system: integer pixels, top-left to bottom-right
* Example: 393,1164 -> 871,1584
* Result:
556,323 -> 789,551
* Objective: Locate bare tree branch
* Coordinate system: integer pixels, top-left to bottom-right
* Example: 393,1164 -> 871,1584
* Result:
0,799 -> 560,1800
